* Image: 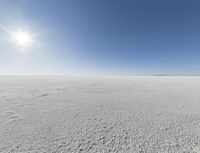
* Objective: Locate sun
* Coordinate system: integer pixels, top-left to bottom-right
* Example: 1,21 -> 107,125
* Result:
8,28 -> 36,51
2,24 -> 40,52
12,30 -> 33,47
13,31 -> 32,46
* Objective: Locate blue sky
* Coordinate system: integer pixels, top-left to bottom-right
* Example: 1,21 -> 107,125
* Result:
0,0 -> 200,75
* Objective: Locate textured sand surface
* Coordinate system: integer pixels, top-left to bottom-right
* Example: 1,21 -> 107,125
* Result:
1,76 -> 200,153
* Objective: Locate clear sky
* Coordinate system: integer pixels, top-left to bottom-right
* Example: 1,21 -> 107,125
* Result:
0,0 -> 200,75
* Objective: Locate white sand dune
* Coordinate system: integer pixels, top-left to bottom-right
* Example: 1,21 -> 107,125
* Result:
1,76 -> 200,153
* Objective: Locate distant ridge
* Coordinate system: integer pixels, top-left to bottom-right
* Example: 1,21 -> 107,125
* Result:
153,74 -> 200,76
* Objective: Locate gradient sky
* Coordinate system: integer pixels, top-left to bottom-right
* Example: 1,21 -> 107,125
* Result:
1,0 -> 200,75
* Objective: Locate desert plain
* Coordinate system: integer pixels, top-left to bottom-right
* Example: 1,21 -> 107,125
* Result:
0,76 -> 200,153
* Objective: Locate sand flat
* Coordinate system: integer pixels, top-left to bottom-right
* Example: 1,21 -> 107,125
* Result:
1,76 -> 200,152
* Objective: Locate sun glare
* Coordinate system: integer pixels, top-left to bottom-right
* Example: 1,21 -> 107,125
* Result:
12,30 -> 33,47
7,28 -> 36,51
13,31 -> 32,46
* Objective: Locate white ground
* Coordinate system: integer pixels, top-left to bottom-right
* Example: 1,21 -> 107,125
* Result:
1,76 -> 200,153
